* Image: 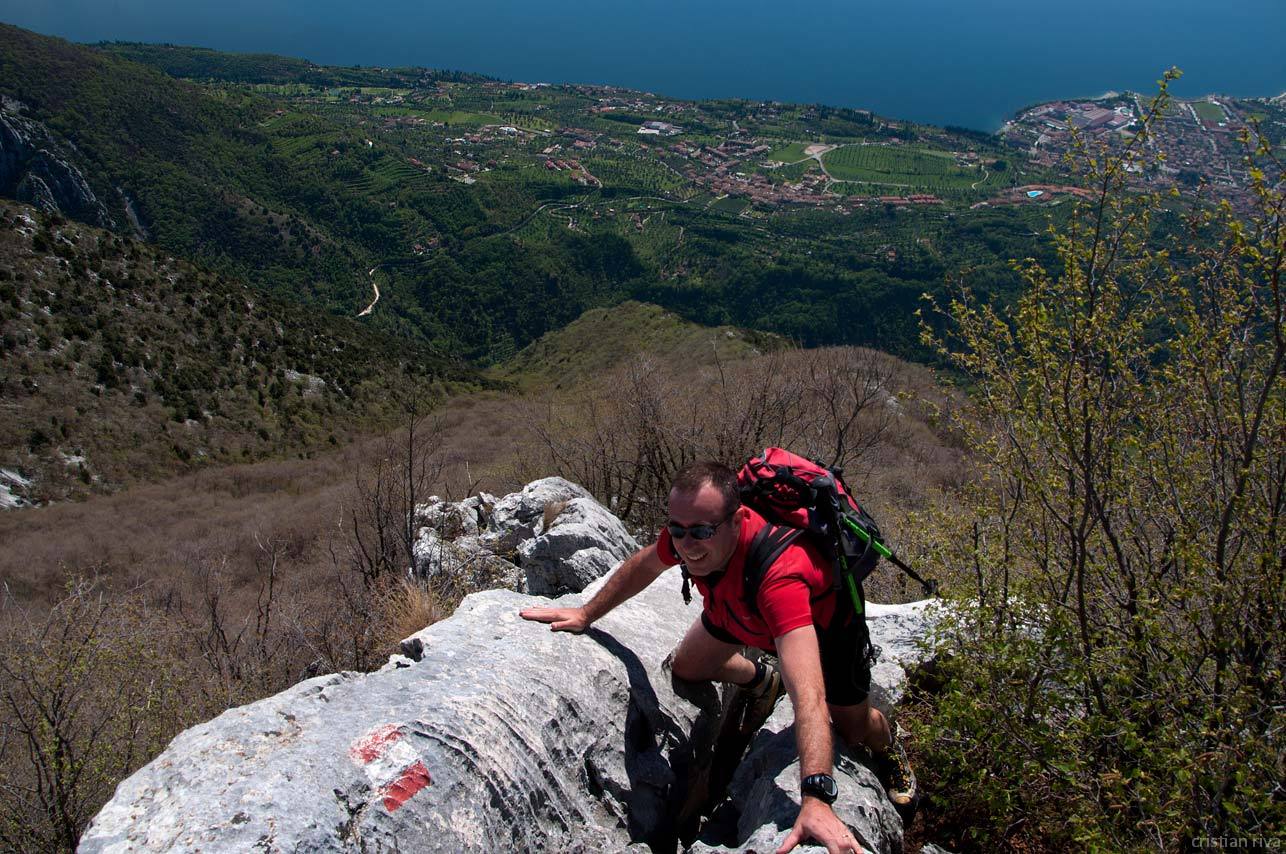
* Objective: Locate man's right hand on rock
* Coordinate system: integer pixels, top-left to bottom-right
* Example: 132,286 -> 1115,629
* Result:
519,606 -> 591,633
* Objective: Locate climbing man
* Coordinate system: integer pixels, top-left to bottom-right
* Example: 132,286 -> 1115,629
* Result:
520,460 -> 915,854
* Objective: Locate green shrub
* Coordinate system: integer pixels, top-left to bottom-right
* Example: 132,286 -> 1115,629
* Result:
0,583 -> 209,852
916,75 -> 1284,849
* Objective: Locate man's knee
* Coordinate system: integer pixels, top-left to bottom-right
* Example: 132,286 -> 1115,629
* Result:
670,645 -> 707,682
671,617 -> 747,683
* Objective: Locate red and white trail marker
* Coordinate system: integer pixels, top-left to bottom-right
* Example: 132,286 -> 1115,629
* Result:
349,724 -> 433,812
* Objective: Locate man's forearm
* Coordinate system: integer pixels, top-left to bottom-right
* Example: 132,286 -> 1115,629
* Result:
581,545 -> 666,623
776,626 -> 834,779
793,689 -> 834,778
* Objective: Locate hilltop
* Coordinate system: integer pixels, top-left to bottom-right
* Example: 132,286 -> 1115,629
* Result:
489,300 -> 784,391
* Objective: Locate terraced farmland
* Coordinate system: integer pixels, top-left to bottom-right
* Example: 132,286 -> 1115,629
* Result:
585,156 -> 687,194
822,144 -> 983,191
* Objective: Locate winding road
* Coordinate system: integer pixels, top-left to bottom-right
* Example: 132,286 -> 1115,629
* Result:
357,267 -> 380,316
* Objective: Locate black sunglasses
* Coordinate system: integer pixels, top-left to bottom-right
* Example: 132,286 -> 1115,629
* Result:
667,510 -> 735,541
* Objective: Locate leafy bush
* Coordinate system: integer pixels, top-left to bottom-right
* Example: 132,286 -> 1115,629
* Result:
915,75 -> 1284,850
0,582 -> 212,852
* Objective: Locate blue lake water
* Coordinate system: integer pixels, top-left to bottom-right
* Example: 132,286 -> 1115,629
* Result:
3,0 -> 1284,130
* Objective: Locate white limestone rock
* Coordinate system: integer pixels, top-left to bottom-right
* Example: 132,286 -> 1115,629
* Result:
865,600 -> 940,719
79,575 -> 936,853
481,477 -> 594,551
519,496 -> 640,596
81,471 -> 941,854
415,493 -> 497,539
411,528 -> 523,592
81,572 -> 715,853
410,480 -> 622,596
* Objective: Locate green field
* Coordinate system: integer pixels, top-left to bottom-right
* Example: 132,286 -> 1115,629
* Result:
709,195 -> 750,215
367,107 -> 499,125
584,157 -> 686,194
1192,101 -> 1225,122
821,144 -> 982,191
766,142 -> 812,163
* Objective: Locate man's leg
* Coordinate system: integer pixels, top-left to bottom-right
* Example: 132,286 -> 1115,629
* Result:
818,609 -> 917,809
670,616 -> 756,685
831,700 -> 916,809
829,700 -> 891,753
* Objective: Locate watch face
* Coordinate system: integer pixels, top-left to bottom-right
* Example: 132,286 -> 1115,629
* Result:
802,773 -> 839,804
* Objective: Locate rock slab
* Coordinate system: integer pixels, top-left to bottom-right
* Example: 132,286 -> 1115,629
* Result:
81,482 -> 939,853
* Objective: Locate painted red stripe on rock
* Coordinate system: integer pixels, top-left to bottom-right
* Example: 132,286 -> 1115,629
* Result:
381,760 -> 432,812
349,724 -> 402,764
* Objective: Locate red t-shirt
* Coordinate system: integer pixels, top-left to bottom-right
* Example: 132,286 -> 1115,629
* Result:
656,507 -> 839,651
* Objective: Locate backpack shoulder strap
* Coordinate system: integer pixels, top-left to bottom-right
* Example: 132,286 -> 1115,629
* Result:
743,524 -> 804,614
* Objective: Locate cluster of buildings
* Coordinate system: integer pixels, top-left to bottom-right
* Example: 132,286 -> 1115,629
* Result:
1001,95 -> 1274,212
552,127 -> 614,152
542,158 -> 601,187
637,120 -> 683,136
1000,100 -> 1136,169
662,140 -> 823,206
579,89 -> 694,118
876,194 -> 943,206
701,169 -> 830,207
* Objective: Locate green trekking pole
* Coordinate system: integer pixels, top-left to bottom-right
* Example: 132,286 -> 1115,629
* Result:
839,516 -> 939,597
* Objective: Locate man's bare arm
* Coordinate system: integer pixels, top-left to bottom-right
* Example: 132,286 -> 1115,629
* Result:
777,625 -> 833,777
775,625 -> 863,854
519,543 -> 670,632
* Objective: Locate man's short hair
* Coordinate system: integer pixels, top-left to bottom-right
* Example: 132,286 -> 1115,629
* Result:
670,461 -> 741,515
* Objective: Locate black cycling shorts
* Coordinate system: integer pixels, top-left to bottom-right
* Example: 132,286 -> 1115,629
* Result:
700,593 -> 873,707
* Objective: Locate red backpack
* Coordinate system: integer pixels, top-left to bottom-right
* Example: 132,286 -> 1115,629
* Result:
734,447 -> 936,615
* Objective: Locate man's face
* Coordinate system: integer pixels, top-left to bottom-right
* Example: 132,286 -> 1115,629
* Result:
667,482 -> 743,577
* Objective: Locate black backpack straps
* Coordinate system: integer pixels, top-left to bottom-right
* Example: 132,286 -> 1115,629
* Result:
743,524 -> 804,613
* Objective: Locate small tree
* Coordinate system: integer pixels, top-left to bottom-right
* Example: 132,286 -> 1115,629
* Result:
346,392 -> 444,587
918,73 -> 1284,849
0,582 -> 202,852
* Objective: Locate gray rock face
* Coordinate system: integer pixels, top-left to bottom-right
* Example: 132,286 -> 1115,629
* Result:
81,483 -> 940,853
722,716 -> 901,854
865,600 -> 938,720
82,579 -> 937,852
483,476 -> 595,551
0,109 -> 115,229
411,527 -> 525,592
519,496 -> 640,596
411,479 -> 635,597
82,573 -> 716,853
415,492 -> 494,539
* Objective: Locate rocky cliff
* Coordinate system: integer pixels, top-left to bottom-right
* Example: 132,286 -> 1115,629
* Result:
80,481 -> 936,853
0,100 -> 116,230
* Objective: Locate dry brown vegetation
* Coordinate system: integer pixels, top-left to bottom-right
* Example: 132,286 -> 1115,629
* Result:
511,345 -> 968,602
0,340 -> 965,848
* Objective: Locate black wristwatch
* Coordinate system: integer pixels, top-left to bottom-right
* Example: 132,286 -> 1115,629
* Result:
801,773 -> 839,804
